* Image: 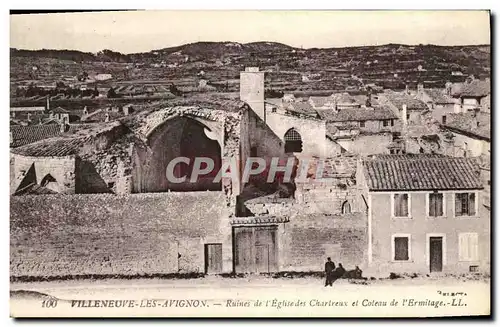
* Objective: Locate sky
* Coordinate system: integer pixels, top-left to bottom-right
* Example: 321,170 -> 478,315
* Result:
10,10 -> 491,54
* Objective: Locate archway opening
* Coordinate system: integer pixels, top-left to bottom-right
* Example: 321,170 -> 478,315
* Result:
284,128 -> 303,153
139,116 -> 222,192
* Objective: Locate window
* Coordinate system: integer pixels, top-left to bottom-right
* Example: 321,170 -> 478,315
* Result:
428,192 -> 445,217
458,233 -> 479,261
391,119 -> 395,127
359,121 -> 365,128
442,115 -> 447,124
383,120 -> 389,127
455,193 -> 476,217
284,128 -> 303,153
392,235 -> 411,261
406,113 -> 410,121
393,193 -> 410,217
250,146 -> 258,157
469,265 -> 479,272
341,201 -> 351,214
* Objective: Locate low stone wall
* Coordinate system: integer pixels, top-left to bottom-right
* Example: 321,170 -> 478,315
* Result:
10,192 -> 231,277
281,213 -> 367,272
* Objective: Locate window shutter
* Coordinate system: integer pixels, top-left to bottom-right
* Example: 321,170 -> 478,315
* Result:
436,193 -> 443,216
468,193 -> 476,216
470,233 -> 479,261
459,233 -> 479,261
429,194 -> 436,217
402,194 -> 408,216
455,194 -> 463,216
458,233 -> 468,261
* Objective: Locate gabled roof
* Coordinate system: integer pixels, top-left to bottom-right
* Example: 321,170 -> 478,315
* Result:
443,111 -> 490,141
284,101 -> 319,118
10,124 -> 82,148
309,96 -> 336,108
317,107 -> 398,122
453,79 -> 490,98
50,107 -> 70,114
424,88 -> 456,104
383,91 -> 428,110
363,154 -> 483,191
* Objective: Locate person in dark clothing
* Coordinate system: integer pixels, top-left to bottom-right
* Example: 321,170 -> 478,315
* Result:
324,257 -> 336,287
334,263 -> 346,280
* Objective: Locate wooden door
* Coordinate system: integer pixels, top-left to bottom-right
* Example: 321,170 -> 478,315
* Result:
429,237 -> 443,272
234,226 -> 278,273
204,243 -> 222,274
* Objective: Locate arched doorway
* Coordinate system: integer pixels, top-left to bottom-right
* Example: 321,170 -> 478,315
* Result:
284,128 -> 303,153
138,116 -> 222,192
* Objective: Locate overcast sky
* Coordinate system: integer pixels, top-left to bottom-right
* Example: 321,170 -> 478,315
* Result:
10,10 -> 490,54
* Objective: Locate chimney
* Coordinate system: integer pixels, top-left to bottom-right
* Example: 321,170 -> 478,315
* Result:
445,82 -> 452,96
60,122 -> 69,133
240,67 -> 265,122
405,84 -> 410,95
402,104 -> 408,125
83,106 -> 88,116
417,83 -> 424,95
46,96 -> 50,111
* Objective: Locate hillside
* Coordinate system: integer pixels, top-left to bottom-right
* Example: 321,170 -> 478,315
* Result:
10,41 -> 491,105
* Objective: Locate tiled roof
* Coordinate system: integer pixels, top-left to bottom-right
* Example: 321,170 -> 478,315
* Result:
424,89 -> 456,104
81,109 -> 123,122
317,107 -> 397,122
50,107 -> 70,114
309,96 -> 336,108
13,183 -> 58,196
443,112 -> 490,141
330,93 -> 359,105
284,102 -> 319,117
10,124 -> 79,148
383,91 -> 428,110
363,155 -> 483,191
453,79 -> 490,98
11,136 -> 91,157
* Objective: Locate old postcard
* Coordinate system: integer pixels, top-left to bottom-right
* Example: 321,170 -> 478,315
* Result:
9,10 -> 491,318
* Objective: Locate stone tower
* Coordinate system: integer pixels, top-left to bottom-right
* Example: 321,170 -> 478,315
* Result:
240,67 -> 265,122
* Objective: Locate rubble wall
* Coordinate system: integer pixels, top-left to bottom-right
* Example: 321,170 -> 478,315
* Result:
10,192 -> 232,278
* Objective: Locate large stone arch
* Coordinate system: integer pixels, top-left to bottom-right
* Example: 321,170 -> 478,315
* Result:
133,115 -> 224,193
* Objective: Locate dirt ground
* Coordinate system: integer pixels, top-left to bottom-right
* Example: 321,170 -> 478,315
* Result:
10,274 -> 490,318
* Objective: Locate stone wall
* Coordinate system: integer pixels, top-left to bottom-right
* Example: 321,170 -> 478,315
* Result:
281,213 -> 367,271
10,192 -> 232,277
12,154 -> 76,194
337,133 -> 393,155
266,111 -> 327,157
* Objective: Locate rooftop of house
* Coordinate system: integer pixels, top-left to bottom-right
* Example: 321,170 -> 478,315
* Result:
424,88 -> 456,104
453,79 -> 490,98
443,111 -> 490,141
49,107 -> 70,114
283,101 -> 319,118
317,106 -> 398,122
10,124 -> 90,148
363,154 -> 483,191
13,183 -> 58,196
308,96 -> 336,108
382,90 -> 428,110
81,109 -> 124,122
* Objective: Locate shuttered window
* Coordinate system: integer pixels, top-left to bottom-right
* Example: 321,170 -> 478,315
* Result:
394,193 -> 409,217
455,193 -> 476,216
458,233 -> 479,261
429,193 -> 444,217
394,237 -> 409,261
